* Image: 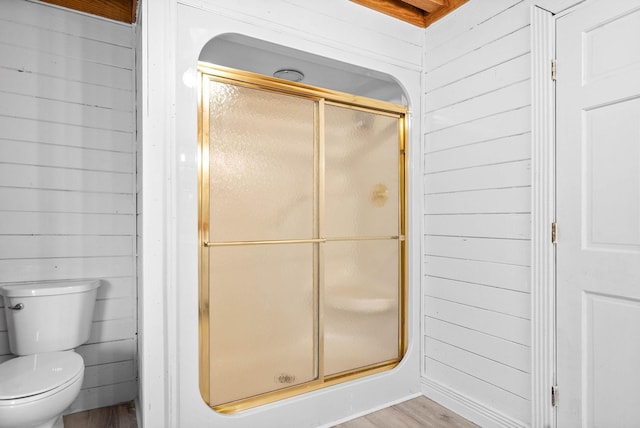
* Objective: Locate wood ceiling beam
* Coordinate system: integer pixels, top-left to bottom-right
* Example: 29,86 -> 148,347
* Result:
351,0 -> 469,28
400,0 -> 445,14
350,0 -> 428,27
423,0 -> 468,27
40,0 -> 137,23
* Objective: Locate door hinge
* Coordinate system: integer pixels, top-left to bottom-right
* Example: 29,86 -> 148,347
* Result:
551,59 -> 557,81
551,385 -> 559,407
551,222 -> 557,244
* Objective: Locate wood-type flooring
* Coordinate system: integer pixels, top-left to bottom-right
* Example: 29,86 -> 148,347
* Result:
335,396 -> 479,428
63,401 -> 137,428
62,396 -> 477,427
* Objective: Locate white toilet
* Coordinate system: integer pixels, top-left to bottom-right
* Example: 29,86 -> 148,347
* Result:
0,280 -> 101,428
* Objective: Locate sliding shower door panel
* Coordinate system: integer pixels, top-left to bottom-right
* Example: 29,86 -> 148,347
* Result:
323,104 -> 402,376
205,78 -> 318,407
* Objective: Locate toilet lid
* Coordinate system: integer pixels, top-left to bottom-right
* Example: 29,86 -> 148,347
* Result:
0,351 -> 83,400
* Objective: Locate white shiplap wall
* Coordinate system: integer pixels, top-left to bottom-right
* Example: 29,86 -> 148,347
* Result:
0,0 -> 137,412
421,0 -> 532,426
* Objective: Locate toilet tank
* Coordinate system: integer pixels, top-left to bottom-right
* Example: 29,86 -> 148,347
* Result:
0,280 -> 101,356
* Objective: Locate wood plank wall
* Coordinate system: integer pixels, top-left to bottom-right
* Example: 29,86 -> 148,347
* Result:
422,0 -> 532,424
0,0 -> 137,413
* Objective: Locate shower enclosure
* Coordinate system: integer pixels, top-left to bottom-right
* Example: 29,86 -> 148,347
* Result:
198,63 -> 407,413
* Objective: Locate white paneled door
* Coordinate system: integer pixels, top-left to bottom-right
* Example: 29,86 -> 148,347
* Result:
556,0 -> 640,426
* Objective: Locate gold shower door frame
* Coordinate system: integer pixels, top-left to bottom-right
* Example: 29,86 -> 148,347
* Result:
198,62 -> 408,413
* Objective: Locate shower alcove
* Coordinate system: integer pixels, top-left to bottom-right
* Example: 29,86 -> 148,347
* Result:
198,34 -> 409,413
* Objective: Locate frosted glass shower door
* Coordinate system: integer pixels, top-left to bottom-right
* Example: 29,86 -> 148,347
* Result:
199,64 -> 407,412
323,104 -> 401,376
204,80 -> 318,407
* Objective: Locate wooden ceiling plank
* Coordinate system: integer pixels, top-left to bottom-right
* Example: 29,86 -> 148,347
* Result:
40,0 -> 135,24
400,0 -> 445,14
350,0 -> 428,27
130,0 -> 138,23
423,0 -> 468,27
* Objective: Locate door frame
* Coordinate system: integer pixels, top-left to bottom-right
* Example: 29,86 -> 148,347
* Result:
530,5 -> 556,428
530,2 -> 585,427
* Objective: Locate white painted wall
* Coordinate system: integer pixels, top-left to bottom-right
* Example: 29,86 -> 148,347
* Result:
0,0 -> 137,413
421,1 -> 533,426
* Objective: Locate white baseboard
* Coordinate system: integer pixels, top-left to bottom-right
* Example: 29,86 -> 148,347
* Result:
421,378 -> 528,428
134,397 -> 142,428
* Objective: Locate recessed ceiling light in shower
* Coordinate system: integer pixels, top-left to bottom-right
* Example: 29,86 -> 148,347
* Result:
273,69 -> 304,82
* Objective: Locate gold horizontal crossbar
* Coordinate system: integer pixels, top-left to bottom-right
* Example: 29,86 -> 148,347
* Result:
203,235 -> 404,247
204,238 -> 326,247
323,235 -> 404,242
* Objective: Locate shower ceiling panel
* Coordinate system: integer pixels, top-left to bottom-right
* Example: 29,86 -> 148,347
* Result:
200,34 -> 407,104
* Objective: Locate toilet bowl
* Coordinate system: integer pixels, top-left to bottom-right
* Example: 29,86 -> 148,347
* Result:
0,280 -> 100,428
0,351 -> 84,428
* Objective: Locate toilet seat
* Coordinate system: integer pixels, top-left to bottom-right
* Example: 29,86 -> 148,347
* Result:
0,351 -> 83,401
